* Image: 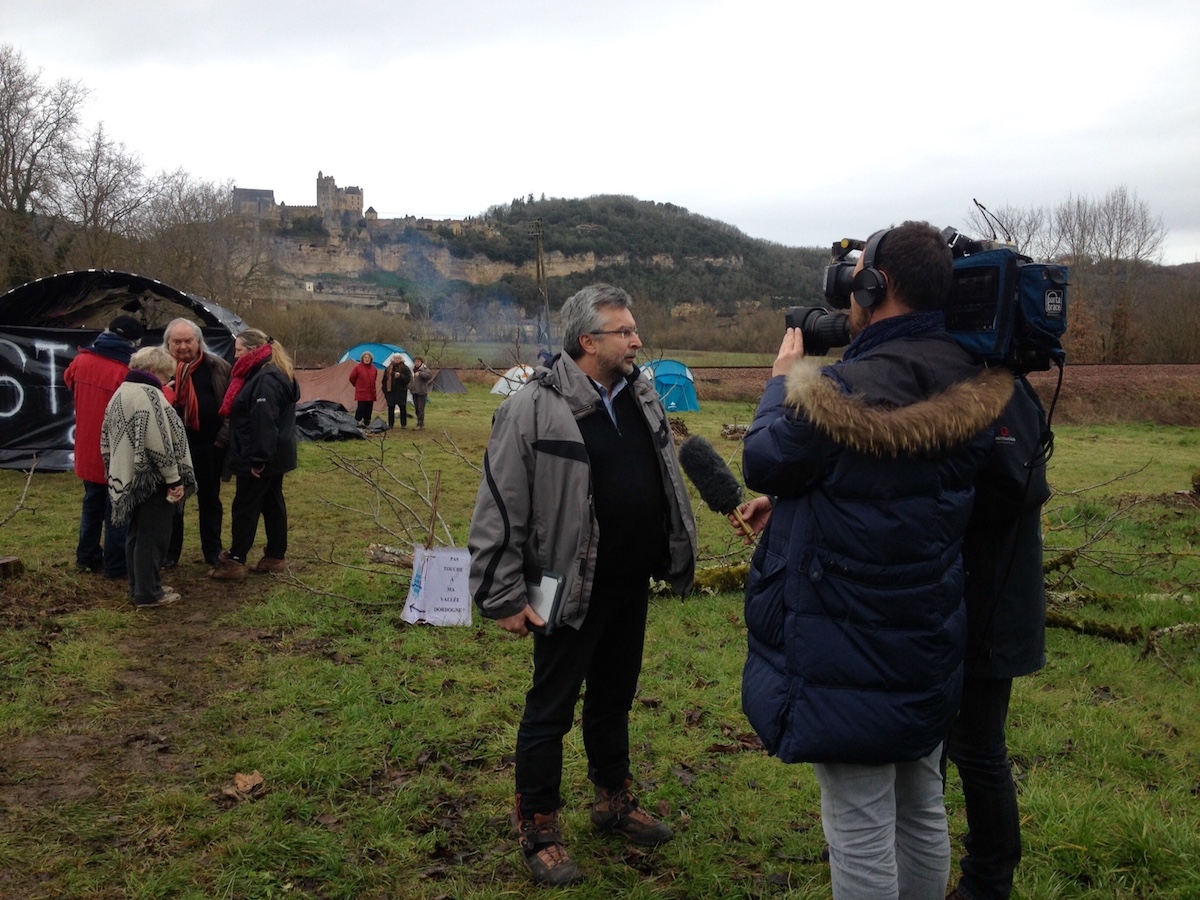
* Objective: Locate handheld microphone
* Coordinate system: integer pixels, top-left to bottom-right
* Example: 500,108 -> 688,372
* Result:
677,435 -> 753,538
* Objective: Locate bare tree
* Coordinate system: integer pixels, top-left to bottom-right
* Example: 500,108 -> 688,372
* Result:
1092,185 -> 1165,268
965,202 -> 1055,261
1054,187 -> 1168,362
134,170 -> 275,311
0,44 -> 88,286
59,122 -> 159,269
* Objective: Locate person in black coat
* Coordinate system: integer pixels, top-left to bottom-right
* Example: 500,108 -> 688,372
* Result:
946,376 -> 1051,900
209,329 -> 300,582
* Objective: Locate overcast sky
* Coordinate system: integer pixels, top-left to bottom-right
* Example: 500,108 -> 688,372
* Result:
5,0 -> 1199,263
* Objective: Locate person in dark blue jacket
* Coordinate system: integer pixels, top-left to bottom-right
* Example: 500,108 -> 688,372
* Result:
946,377 -> 1051,900
209,329 -> 300,582
735,221 -> 1013,899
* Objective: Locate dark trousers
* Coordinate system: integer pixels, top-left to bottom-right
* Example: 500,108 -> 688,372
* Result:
229,473 -> 288,563
126,491 -> 176,604
78,479 -> 127,577
412,393 -> 427,427
947,677 -> 1021,900
355,400 -> 374,426
515,578 -> 650,816
384,390 -> 407,428
168,441 -> 224,566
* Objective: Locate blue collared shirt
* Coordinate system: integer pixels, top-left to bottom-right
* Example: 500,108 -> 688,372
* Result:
589,375 -> 629,427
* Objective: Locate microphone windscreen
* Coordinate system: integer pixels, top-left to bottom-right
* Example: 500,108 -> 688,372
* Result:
678,435 -> 744,516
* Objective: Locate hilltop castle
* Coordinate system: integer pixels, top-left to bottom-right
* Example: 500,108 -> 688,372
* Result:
232,171 -> 363,225
231,172 -> 479,238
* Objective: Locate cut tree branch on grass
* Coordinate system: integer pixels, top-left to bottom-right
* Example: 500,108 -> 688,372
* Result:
0,461 -> 38,529
318,441 -> 459,548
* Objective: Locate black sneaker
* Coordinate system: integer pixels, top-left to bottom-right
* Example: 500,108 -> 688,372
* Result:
512,806 -> 583,886
591,780 -> 673,846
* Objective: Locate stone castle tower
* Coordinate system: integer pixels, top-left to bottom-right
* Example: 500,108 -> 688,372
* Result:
316,171 -> 363,221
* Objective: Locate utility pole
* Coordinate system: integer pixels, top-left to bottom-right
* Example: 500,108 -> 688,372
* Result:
531,218 -> 550,347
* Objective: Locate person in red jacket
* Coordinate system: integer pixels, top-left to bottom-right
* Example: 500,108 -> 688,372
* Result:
348,351 -> 379,428
63,314 -> 146,577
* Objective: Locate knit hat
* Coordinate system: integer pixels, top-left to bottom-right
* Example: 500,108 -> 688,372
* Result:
108,315 -> 145,344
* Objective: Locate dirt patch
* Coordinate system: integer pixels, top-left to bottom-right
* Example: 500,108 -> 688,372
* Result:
0,559 -> 279,812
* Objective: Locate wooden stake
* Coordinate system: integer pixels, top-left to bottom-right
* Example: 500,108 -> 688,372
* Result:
426,470 -> 441,550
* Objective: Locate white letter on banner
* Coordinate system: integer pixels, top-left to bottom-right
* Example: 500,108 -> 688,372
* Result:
0,339 -> 28,418
37,341 -> 71,415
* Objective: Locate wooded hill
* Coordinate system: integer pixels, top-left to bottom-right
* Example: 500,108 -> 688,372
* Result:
365,195 -> 833,314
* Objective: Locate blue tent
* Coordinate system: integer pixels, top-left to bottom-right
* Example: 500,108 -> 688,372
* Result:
339,342 -> 411,369
641,359 -> 700,412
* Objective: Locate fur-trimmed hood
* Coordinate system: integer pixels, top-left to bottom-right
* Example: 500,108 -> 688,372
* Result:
785,358 -> 1014,457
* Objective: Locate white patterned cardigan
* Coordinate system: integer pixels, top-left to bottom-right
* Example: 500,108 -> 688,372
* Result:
100,380 -> 197,527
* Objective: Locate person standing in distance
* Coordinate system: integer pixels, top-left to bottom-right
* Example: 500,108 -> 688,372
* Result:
64,314 -> 146,578
382,354 -> 412,430
163,318 -> 231,569
945,375 -> 1051,900
468,283 -> 697,886
734,222 -> 1013,899
349,351 -> 378,428
409,356 -> 434,429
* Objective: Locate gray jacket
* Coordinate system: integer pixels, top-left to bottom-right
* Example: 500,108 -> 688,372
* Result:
468,353 -> 697,630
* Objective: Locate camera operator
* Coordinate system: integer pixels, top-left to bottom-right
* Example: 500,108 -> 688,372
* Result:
735,221 -> 1013,899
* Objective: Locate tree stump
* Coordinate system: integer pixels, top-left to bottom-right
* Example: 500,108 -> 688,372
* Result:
0,556 -> 26,578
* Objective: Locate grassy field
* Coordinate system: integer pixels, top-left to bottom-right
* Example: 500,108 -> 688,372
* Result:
1,384 -> 1198,899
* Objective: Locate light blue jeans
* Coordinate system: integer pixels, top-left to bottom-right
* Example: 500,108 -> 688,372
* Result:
813,743 -> 950,900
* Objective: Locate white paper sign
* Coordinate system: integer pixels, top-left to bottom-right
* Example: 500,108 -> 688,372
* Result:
402,545 -> 473,626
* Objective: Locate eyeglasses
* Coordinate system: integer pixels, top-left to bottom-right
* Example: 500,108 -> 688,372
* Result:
589,328 -> 639,340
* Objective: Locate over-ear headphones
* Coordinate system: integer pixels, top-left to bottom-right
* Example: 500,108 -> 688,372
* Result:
851,228 -> 892,309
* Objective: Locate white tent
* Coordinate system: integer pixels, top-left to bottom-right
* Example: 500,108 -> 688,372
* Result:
491,364 -> 535,396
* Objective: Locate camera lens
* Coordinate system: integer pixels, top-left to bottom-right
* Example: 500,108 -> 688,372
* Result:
785,306 -> 852,357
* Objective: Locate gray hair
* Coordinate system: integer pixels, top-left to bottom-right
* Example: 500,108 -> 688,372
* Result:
161,317 -> 211,354
129,346 -> 177,382
560,284 -> 633,359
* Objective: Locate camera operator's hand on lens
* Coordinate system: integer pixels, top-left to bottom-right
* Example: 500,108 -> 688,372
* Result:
772,328 -> 805,377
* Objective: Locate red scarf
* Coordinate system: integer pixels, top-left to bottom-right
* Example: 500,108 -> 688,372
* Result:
174,351 -> 205,430
219,343 -> 274,417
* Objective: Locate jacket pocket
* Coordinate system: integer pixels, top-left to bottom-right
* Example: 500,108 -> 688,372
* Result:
744,545 -> 788,647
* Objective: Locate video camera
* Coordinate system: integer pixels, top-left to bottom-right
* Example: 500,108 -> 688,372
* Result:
786,228 -> 1068,373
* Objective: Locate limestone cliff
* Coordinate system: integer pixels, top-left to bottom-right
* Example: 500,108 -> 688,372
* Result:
269,237 -> 739,283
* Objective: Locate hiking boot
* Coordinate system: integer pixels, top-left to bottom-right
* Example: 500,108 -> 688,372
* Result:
209,552 -> 246,581
137,590 -> 181,608
251,556 -> 288,575
591,780 -> 673,846
512,806 -> 583,886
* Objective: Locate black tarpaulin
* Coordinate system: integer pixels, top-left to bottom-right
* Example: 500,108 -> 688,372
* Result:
0,270 -> 248,471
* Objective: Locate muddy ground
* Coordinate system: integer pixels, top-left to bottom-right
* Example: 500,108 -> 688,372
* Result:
0,561 -> 278,817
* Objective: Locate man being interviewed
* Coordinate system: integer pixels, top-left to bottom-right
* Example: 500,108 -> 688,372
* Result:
735,222 -> 1013,899
468,283 -> 697,887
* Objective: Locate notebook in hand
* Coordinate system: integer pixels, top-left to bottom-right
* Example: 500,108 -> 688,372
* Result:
524,570 -> 564,635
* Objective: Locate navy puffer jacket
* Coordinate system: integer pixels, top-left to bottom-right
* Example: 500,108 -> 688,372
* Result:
741,331 -> 1013,765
